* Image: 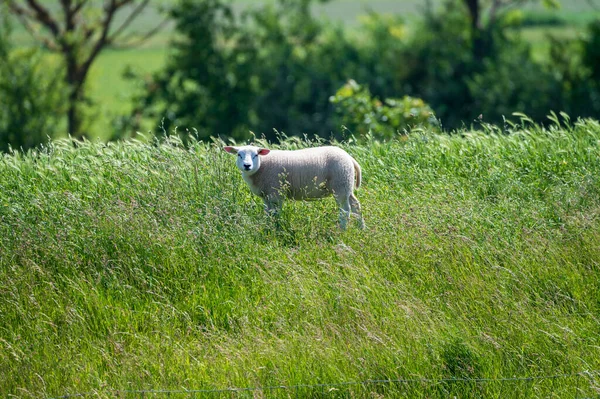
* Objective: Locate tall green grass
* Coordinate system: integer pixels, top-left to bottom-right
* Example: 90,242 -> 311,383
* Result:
1,118 -> 600,397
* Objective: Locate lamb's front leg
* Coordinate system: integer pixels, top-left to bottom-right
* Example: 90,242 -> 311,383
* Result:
262,196 -> 284,230
263,196 -> 283,217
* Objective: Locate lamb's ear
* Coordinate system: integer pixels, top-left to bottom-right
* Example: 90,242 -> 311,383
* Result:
257,148 -> 271,156
223,146 -> 239,154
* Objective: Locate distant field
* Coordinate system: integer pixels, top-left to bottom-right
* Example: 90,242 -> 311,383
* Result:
7,0 -> 600,139
88,47 -> 168,134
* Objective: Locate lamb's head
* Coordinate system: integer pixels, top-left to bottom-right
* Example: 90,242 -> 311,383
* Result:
224,145 -> 271,175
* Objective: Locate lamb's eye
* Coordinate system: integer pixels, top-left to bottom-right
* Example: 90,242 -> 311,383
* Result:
238,154 -> 242,158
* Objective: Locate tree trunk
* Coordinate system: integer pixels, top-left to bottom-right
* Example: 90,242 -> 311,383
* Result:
65,54 -> 83,137
64,50 -> 92,138
66,86 -> 82,138
463,0 -> 485,60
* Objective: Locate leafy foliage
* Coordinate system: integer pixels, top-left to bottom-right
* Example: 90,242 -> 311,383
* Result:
125,0 -> 424,142
126,0 -> 257,141
130,0 -> 600,139
389,1 -> 600,130
330,80 -> 437,140
393,1 -> 532,127
582,19 -> 600,82
540,19 -> 600,120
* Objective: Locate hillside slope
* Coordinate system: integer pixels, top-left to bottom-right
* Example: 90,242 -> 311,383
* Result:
1,119 -> 600,397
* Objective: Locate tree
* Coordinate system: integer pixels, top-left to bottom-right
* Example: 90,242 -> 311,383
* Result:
4,0 -> 167,137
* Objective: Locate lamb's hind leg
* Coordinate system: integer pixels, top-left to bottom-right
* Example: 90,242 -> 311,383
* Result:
349,193 -> 365,229
335,194 -> 351,230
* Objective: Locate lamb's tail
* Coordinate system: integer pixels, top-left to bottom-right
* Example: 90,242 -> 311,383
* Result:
352,158 -> 361,189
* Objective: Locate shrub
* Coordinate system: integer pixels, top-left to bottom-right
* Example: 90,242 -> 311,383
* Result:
537,19 -> 600,120
121,0 -> 257,142
392,0 -> 600,129
330,80 -> 437,140
466,44 -> 563,125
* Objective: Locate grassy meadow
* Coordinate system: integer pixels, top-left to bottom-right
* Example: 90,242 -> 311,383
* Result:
1,116 -> 600,397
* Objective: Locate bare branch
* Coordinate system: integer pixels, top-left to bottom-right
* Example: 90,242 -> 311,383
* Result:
5,1 -> 35,19
111,15 -> 169,49
5,1 -> 57,48
76,0 -> 119,88
6,2 -> 60,50
61,0 -> 76,33
108,0 -> 151,43
4,0 -> 165,137
72,0 -> 88,15
60,0 -> 72,12
24,0 -> 62,38
115,0 -> 135,8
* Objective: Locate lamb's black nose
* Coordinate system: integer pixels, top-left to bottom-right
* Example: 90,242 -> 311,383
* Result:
243,164 -> 251,170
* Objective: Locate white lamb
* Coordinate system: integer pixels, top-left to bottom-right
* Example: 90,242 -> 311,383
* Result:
224,145 -> 365,230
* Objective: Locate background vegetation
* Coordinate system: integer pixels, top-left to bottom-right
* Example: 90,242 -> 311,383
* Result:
1,117 -> 600,397
2,0 -> 600,147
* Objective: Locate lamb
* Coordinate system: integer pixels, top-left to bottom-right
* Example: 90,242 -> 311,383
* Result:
223,145 -> 365,230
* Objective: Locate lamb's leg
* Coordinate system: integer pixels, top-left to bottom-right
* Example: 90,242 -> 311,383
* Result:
263,197 -> 283,217
349,194 -> 365,229
263,196 -> 285,230
336,195 -> 351,230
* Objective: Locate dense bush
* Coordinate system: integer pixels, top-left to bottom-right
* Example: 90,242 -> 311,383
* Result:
116,0 -> 255,142
391,2 -> 479,129
577,19 -> 600,116
537,18 -> 600,120
465,43 -> 564,125
583,19 -> 600,81
124,0 -> 330,141
0,14 -> 66,152
393,1 -> 559,128
124,0 -> 419,142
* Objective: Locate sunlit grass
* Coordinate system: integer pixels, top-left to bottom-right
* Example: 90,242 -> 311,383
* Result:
1,118 -> 600,397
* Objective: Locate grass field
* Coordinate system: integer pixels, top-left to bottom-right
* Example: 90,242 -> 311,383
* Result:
1,116 -> 600,397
